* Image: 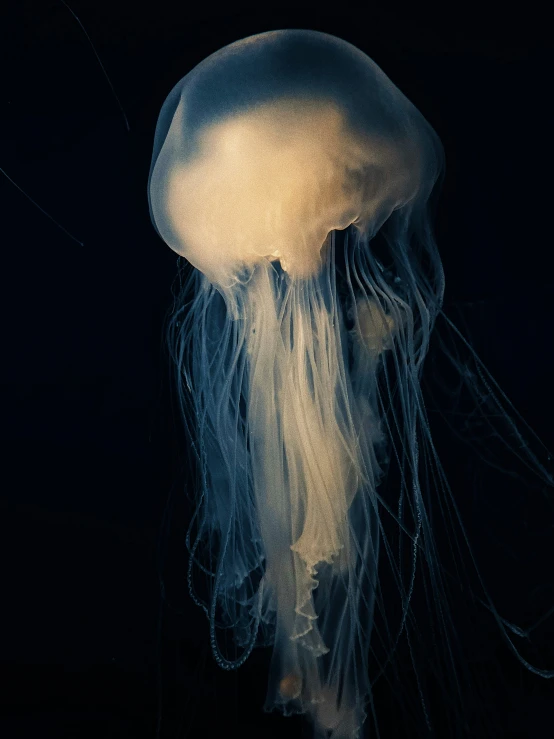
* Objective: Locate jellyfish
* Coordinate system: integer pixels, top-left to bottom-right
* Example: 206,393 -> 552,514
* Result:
148,30 -> 553,738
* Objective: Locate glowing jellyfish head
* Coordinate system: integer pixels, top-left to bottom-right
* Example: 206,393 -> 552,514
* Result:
148,30 -> 552,739
149,29 -> 442,292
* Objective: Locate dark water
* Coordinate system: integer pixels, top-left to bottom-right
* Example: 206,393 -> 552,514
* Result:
1,3 -> 552,737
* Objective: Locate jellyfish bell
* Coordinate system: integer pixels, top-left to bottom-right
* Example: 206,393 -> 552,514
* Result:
149,29 -> 553,739
148,30 -> 438,289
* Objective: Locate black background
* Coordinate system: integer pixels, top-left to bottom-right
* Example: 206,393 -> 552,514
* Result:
1,2 -> 553,738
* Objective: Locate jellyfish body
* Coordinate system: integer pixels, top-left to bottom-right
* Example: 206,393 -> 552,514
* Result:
148,31 -> 552,739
